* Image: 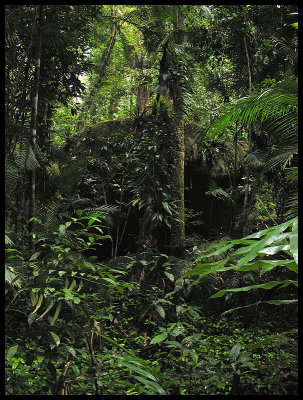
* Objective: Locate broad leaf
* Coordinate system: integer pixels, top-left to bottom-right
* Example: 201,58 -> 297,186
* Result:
289,219 -> 298,264
230,343 -> 241,361
49,331 -> 60,346
6,345 -> 18,362
150,332 -> 168,345
210,279 -> 297,298
155,303 -> 165,319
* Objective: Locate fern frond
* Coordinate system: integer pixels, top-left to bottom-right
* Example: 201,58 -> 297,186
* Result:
5,233 -> 14,245
205,179 -> 234,205
15,139 -> 40,171
83,205 -> 119,215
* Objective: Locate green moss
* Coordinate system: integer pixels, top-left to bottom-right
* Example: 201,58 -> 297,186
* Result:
89,118 -> 134,139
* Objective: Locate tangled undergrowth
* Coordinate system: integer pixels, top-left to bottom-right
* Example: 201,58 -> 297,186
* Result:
5,213 -> 298,395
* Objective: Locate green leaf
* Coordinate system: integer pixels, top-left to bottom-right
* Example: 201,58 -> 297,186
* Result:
29,252 -> 41,261
165,340 -> 184,349
182,259 -> 228,278
194,240 -> 235,262
235,259 -> 280,271
50,301 -> 62,326
150,332 -> 168,345
234,219 -> 294,269
119,360 -> 157,382
134,375 -> 167,394
235,259 -> 297,274
68,279 -> 77,291
6,345 -> 18,362
88,218 -> 95,227
289,219 -> 298,264
164,271 -> 175,281
28,312 -> 37,326
49,331 -> 60,346
162,201 -> 172,215
36,299 -> 55,320
260,260 -> 298,275
230,343 -> 241,361
73,297 -> 81,304
154,303 -> 165,319
95,333 -> 134,356
265,299 -> 297,305
101,277 -> 116,285
210,280 -> 297,298
132,198 -> 140,206
63,288 -> 74,301
32,294 -> 44,314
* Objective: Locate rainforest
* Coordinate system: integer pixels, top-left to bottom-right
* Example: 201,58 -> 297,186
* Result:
5,5 -> 298,395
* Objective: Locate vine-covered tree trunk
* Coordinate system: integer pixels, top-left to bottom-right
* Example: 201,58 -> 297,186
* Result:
170,6 -> 185,257
28,5 -> 44,251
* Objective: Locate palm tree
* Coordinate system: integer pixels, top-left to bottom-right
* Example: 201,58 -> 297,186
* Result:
204,75 -> 298,226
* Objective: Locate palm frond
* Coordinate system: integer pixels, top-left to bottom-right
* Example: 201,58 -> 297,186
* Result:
265,113 -> 297,144
245,151 -> 266,169
284,192 -> 298,220
206,76 -> 298,138
264,145 -> 297,172
15,139 -> 40,171
5,158 -> 20,195
270,35 -> 297,65
284,167 -> 298,184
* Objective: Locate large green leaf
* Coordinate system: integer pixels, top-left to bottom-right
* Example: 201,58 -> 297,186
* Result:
154,303 -> 165,319
6,344 -> 19,362
221,299 -> 297,315
234,259 -> 298,274
210,279 -> 297,299
206,77 -> 297,139
150,332 -> 168,345
119,360 -> 158,382
134,375 -> 167,395
229,343 -> 241,361
289,218 -> 298,264
233,219 -> 295,269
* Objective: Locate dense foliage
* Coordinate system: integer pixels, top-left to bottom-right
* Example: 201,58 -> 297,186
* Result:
5,5 -> 297,395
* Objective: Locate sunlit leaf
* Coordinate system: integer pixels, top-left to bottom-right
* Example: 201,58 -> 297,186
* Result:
6,345 -> 18,362
150,332 -> 168,344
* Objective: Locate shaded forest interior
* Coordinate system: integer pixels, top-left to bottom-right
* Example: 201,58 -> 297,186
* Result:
5,5 -> 298,396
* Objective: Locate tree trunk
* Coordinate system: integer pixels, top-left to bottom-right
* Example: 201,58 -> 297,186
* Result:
229,123 -> 238,236
28,5 -> 44,251
242,14 -> 253,237
170,6 -> 185,257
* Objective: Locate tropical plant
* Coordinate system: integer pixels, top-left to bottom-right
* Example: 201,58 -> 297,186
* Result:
182,216 -> 298,315
205,75 -> 297,221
